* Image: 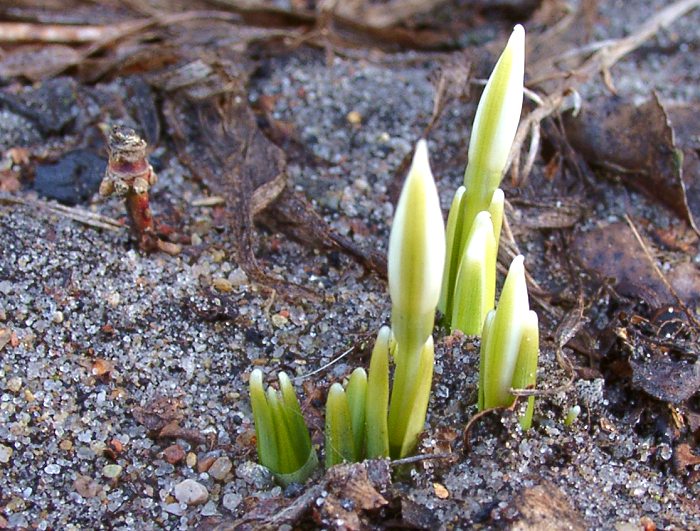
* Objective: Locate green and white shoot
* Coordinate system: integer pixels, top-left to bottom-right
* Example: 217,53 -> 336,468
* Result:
324,368 -> 367,467
450,210 -> 497,335
564,405 -> 581,427
478,255 -> 539,429
387,139 -> 445,458
324,326 -> 392,467
249,369 -> 318,485
439,24 -> 524,332
365,326 -> 391,459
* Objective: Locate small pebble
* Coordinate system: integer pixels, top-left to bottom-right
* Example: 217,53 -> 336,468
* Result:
107,292 -> 120,307
197,455 -> 216,473
346,110 -> 362,125
51,311 -> 64,324
228,268 -> 248,286
212,278 -> 233,292
271,313 -> 288,327
222,492 -> 242,512
201,500 -> 219,516
59,440 -> 73,451
164,502 -> 185,516
45,463 -> 60,475
6,377 -> 22,393
0,444 -> 13,463
174,479 -> 209,506
102,464 -> 123,479
73,475 -> 101,498
208,456 -> 233,481
163,444 -> 186,465
186,452 -> 197,468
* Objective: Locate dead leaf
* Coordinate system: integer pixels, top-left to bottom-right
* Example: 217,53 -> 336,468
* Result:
573,222 -> 673,307
504,481 -> 586,531
0,45 -> 81,81
564,94 -> 699,233
331,0 -> 449,30
162,53 -> 385,299
319,461 -> 391,530
673,443 -> 700,474
668,103 -> 700,237
631,356 -> 700,405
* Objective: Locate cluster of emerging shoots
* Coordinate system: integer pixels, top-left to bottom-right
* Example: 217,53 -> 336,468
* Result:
250,24 -> 540,486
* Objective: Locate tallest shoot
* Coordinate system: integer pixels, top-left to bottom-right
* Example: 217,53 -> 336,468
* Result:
439,25 -> 525,322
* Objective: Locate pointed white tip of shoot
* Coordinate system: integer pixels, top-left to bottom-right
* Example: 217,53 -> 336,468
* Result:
250,368 -> 263,388
329,382 -> 345,397
505,255 -> 529,311
511,24 -> 525,47
467,24 -> 525,190
412,139 -> 430,176
388,139 -> 446,319
465,211 -> 493,262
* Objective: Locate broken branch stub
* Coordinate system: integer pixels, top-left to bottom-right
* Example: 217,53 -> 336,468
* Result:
100,125 -> 181,255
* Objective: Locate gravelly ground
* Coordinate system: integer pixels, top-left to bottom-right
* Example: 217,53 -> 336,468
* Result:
1,1 -> 700,529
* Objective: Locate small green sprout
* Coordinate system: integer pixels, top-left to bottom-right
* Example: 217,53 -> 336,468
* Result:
478,255 -> 539,429
325,382 -> 355,467
387,139 -> 445,458
324,368 -> 367,467
564,405 -> 581,427
365,326 -> 391,459
249,369 -> 318,485
249,26 -> 539,476
439,25 -> 524,332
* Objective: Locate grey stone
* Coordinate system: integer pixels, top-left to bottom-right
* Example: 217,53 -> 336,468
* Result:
174,479 -> 208,506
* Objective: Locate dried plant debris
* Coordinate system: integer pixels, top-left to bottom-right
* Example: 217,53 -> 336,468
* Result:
314,460 -> 392,529
573,221 -> 700,315
563,94 -> 699,234
162,55 -> 384,297
0,44 -> 83,82
615,310 -> 700,405
204,460 -> 392,530
500,481 -> 586,531
132,394 -> 207,446
668,102 -> 700,232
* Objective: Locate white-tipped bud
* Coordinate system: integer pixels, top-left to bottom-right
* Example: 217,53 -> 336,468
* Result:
479,255 -> 530,409
467,24 -> 525,192
388,139 -> 446,352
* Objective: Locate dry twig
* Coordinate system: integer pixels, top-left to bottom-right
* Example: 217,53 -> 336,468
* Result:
0,193 -> 123,231
509,0 -> 700,185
